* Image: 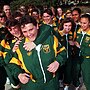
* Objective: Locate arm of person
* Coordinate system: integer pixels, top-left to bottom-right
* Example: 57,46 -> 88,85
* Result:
54,36 -> 67,66
8,49 -> 32,84
47,36 -> 66,73
0,40 -> 7,66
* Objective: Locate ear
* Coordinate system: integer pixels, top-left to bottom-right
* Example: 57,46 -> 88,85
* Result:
36,24 -> 39,30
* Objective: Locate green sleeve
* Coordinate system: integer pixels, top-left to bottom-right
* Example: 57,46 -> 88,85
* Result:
4,41 -> 16,64
0,43 -> 6,66
8,49 -> 25,80
4,50 -> 13,64
7,63 -> 24,80
0,56 -> 6,66
56,49 -> 66,66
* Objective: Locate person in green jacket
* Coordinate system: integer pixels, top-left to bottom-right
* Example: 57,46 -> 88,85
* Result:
58,18 -> 81,89
9,15 -> 66,90
0,19 -> 23,89
0,10 -> 11,90
75,14 -> 90,90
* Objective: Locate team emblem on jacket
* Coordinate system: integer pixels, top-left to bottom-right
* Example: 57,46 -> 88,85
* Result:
77,36 -> 79,39
27,51 -> 32,56
42,45 -> 50,53
85,36 -> 90,42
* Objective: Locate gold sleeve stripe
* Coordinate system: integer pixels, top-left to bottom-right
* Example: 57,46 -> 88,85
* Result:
0,51 -> 7,58
85,56 -> 90,58
12,39 -> 16,43
57,46 -> 65,53
53,36 -> 58,57
10,56 -> 35,82
1,40 -> 10,49
0,51 -> 3,56
3,52 -> 7,58
10,57 -> 22,66
58,31 -> 63,36
87,30 -> 90,35
73,31 -> 76,40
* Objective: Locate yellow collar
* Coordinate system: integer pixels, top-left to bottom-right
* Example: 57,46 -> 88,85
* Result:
78,28 -> 90,35
25,38 -> 30,42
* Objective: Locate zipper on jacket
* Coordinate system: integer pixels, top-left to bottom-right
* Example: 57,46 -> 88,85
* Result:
36,44 -> 46,83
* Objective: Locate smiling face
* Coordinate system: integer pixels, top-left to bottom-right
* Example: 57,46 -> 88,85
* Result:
42,12 -> 52,24
21,23 -> 38,41
80,17 -> 90,31
63,22 -> 72,33
32,12 -> 39,20
3,5 -> 11,18
57,8 -> 63,17
9,25 -> 21,38
72,10 -> 80,23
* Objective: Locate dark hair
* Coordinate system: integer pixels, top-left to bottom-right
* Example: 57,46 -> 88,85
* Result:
65,10 -> 72,17
56,6 -> 63,16
42,9 -> 53,16
72,8 -> 81,15
5,19 -> 20,28
19,15 -> 37,27
60,18 -> 76,33
12,11 -> 22,19
80,13 -> 90,22
0,10 -> 6,18
56,5 -> 63,10
5,19 -> 23,40
31,8 -> 39,15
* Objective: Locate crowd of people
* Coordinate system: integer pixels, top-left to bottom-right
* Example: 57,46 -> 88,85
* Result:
0,4 -> 90,90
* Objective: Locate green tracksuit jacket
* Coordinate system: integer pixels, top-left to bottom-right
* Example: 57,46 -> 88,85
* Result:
9,33 -> 66,90
76,28 -> 90,90
0,24 -> 54,86
58,30 -> 80,86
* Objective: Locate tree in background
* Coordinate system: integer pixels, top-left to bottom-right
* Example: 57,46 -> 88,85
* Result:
10,0 -> 57,11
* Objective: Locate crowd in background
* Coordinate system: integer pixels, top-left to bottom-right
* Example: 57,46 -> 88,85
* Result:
0,4 -> 90,90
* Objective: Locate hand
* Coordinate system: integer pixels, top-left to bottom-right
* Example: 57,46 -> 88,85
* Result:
12,40 -> 21,52
23,42 -> 36,51
74,41 -> 80,48
47,61 -> 59,73
18,73 -> 30,84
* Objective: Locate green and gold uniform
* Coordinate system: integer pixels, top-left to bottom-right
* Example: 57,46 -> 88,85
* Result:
76,28 -> 90,90
0,25 -> 10,90
9,27 -> 66,90
0,37 -> 21,86
59,30 -> 80,87
0,24 -> 53,87
0,24 -> 65,89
